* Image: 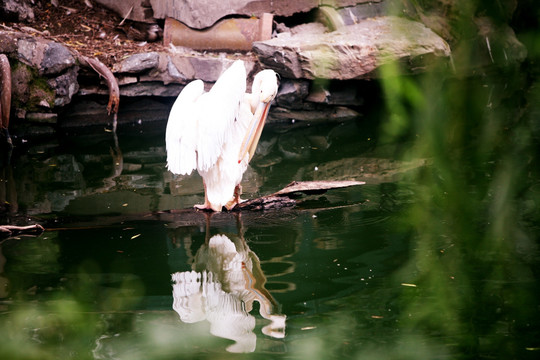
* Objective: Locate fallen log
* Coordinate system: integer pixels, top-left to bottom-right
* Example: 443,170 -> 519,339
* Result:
238,180 -> 365,210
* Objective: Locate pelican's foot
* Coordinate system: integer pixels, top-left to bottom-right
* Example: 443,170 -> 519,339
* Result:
194,203 -> 222,212
194,203 -> 211,210
224,199 -> 240,211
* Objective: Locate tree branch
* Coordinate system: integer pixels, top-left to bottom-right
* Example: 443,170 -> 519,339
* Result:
77,55 -> 120,130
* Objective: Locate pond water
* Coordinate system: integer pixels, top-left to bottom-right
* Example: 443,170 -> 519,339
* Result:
1,71 -> 540,359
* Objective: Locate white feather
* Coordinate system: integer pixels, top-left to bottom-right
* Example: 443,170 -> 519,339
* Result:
196,60 -> 246,172
165,79 -> 205,175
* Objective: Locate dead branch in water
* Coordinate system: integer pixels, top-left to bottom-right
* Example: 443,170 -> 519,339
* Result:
238,180 -> 365,210
0,224 -> 45,240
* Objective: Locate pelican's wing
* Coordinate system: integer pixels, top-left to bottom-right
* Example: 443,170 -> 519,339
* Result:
196,60 -> 247,172
165,79 -> 205,175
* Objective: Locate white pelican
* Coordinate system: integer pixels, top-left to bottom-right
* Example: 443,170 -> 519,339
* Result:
166,60 -> 278,211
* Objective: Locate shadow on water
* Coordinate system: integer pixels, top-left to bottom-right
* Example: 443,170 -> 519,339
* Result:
2,2 -> 540,359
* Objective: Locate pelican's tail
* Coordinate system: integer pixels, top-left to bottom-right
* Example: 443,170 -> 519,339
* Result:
166,135 -> 197,175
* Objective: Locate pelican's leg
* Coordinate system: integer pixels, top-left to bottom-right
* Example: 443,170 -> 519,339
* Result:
225,184 -> 243,211
235,184 -> 243,203
194,181 -> 213,211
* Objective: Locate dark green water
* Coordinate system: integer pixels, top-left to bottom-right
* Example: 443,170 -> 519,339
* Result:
1,97 -> 539,359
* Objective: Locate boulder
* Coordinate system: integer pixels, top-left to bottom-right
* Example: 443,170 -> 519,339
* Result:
0,0 -> 34,22
113,52 -> 160,73
93,0 -> 379,29
47,67 -> 80,107
276,79 -> 310,110
253,16 -> 451,80
41,42 -> 77,75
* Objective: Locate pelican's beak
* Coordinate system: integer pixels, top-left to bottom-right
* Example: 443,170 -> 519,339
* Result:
238,100 -> 271,163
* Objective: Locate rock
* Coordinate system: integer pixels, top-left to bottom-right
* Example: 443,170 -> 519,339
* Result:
16,37 -> 46,69
92,0 -> 156,23
47,67 -> 80,107
253,16 -> 451,80
0,0 -> 34,22
11,62 -> 55,111
149,0 -> 378,29
163,15 -> 273,51
473,16 -> 527,64
276,79 -> 309,110
60,98 -> 171,128
306,82 -> 363,106
166,56 -> 187,82
269,106 -> 359,123
41,42 -> 76,75
13,34 -> 76,77
25,112 -> 58,124
0,31 -> 18,53
119,82 -> 184,97
10,61 -> 33,104
114,52 -> 160,73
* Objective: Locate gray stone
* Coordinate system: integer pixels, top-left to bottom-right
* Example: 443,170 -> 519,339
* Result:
253,16 -> 451,80
47,67 -> 80,107
167,56 -> 187,81
268,106 -> 359,123
92,0 -> 155,23
93,0 -> 380,29
26,112 -> 58,124
114,52 -> 160,73
41,42 -> 76,75
17,38 -> 43,68
1,0 -> 34,22
119,82 -> 184,97
306,82 -> 363,106
276,80 -> 309,110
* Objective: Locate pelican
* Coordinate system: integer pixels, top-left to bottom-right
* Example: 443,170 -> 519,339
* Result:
165,60 -> 278,211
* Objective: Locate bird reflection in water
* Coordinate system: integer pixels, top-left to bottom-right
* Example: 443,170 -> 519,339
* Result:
171,233 -> 286,353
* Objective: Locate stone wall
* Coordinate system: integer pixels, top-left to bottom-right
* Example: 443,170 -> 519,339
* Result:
0,0 -> 528,136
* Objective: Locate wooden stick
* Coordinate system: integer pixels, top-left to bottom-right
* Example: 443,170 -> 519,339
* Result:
118,6 -> 134,26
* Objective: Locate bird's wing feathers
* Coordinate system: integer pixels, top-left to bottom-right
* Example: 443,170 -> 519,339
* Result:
196,60 -> 247,172
165,79 -> 205,175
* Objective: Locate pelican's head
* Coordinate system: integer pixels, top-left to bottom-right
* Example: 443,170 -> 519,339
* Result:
252,69 -> 279,104
238,69 -> 279,164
